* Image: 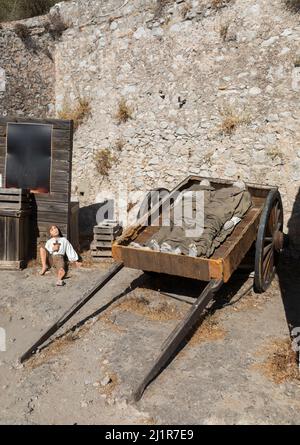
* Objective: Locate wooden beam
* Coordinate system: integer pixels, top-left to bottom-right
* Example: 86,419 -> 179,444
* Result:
20,261 -> 124,363
133,279 -> 223,401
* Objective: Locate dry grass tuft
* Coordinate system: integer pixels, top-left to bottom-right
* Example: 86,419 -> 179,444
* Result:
116,98 -> 133,124
285,0 -> 300,12
127,201 -> 137,213
80,250 -> 114,269
44,11 -> 68,39
13,23 -> 39,52
219,105 -> 250,135
211,0 -> 232,9
26,327 -> 89,369
115,138 -> 126,152
94,148 -> 116,176
153,0 -> 173,19
79,250 -> 95,268
99,371 -> 119,397
267,146 -> 284,162
78,250 -> 112,269
189,313 -> 226,346
14,23 -> 30,40
140,416 -> 157,425
294,58 -> 300,67
220,22 -> 229,41
180,2 -> 192,18
255,338 -> 299,384
58,97 -> 91,130
99,313 -> 126,333
114,293 -> 182,321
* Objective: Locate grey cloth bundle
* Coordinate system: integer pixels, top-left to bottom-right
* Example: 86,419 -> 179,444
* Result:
142,182 -> 252,258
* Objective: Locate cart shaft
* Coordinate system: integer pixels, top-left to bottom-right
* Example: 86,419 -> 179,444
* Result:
20,261 -> 124,363
133,278 -> 223,401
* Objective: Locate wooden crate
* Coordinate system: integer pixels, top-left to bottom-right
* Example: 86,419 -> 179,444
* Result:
91,222 -> 122,259
0,188 -> 31,210
0,188 -> 31,269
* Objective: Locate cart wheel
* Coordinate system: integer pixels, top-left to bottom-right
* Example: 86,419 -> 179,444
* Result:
137,188 -> 169,220
254,189 -> 284,293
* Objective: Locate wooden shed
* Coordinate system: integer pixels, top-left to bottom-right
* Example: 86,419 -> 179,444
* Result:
0,117 -> 77,267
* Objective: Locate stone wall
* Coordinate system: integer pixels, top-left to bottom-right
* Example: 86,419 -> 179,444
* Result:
1,0 -> 300,247
54,0 -> 300,233
0,15 -> 55,117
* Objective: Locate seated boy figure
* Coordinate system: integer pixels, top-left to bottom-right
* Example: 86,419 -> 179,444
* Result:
40,225 -> 81,286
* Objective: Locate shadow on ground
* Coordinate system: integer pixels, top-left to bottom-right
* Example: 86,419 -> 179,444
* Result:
277,186 -> 300,333
79,201 -> 114,249
42,267 -> 252,396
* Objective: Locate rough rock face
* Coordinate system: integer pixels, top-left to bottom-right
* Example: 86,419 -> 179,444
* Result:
1,0 -> 300,249
0,16 -> 55,117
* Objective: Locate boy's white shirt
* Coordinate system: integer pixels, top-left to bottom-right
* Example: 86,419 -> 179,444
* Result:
45,237 -> 78,262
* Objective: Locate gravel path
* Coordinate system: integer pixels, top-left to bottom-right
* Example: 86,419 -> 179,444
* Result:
0,258 -> 299,425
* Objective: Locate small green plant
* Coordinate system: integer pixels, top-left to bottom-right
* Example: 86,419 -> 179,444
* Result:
285,0 -> 300,12
94,149 -> 116,176
58,97 -> 91,130
219,105 -> 250,135
116,98 -> 133,124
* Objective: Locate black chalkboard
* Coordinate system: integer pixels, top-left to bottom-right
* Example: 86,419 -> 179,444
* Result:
5,122 -> 52,193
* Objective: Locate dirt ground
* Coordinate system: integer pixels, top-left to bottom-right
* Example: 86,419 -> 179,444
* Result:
0,254 -> 300,425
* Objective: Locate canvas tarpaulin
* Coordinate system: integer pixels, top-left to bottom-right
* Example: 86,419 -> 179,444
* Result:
132,182 -> 252,258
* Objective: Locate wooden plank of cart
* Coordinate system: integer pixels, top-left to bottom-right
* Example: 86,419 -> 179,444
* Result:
20,175 -> 284,401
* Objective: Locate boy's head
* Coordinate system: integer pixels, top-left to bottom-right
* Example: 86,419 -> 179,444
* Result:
49,225 -> 62,238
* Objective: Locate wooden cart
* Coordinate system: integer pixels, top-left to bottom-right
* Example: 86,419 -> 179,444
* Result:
113,175 -> 284,291
20,176 -> 284,400
111,175 -> 284,399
